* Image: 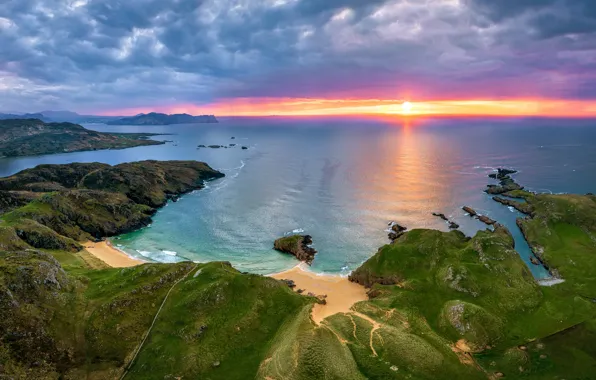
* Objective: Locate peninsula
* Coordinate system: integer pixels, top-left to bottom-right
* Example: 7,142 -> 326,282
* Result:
0,163 -> 595,379
0,119 -> 163,157
107,112 -> 218,125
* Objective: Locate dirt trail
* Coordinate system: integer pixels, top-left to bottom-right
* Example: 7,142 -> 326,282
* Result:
119,264 -> 199,380
352,312 -> 382,356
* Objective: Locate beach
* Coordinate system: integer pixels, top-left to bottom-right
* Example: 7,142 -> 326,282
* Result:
271,265 -> 369,324
84,240 -> 145,268
85,241 -> 369,325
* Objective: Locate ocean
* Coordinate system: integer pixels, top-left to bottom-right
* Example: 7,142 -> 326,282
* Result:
1,116 -> 595,278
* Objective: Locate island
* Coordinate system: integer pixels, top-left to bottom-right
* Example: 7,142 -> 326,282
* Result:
107,112 -> 218,125
0,162 -> 595,379
0,119 -> 163,157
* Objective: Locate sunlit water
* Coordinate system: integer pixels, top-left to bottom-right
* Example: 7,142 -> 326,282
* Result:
1,117 -> 595,279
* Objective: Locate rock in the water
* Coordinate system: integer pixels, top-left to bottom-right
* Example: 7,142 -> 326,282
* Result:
432,212 -> 449,221
208,145 -> 222,149
198,144 -> 206,148
273,235 -> 317,265
463,206 -> 477,216
432,213 -> 459,229
231,137 -> 235,139
241,146 -> 248,150
478,215 -> 496,225
530,256 -> 540,265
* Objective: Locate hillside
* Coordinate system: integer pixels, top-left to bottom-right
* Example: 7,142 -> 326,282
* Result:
107,112 -> 218,125
0,163 -> 595,379
0,119 -> 163,157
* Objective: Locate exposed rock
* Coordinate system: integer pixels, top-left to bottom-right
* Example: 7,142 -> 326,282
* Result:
493,196 -> 534,215
488,168 -> 517,180
274,235 -> 317,264
486,168 -> 523,195
432,212 -> 449,221
477,215 -> 496,226
280,279 -> 296,288
212,361 -> 220,368
530,256 -> 540,265
208,145 -> 222,149
229,144 -> 236,147
432,213 -> 459,229
198,144 -> 206,148
462,206 -> 477,217
231,137 -> 236,139
388,222 -> 408,241
241,146 -> 248,150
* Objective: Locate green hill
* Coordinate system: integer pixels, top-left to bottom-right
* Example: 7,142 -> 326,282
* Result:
0,162 -> 596,379
0,119 -> 163,157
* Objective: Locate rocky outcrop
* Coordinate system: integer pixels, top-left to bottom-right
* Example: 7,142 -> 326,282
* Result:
492,196 -> 534,215
432,212 -> 460,229
462,206 -> 496,226
387,222 -> 407,241
485,168 -> 523,195
477,215 -> 496,225
462,206 -> 477,217
274,235 -> 317,264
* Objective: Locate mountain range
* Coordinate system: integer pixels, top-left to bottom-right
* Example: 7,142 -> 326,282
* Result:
0,111 -> 218,125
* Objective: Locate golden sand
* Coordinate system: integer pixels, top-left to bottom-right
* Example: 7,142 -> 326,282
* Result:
84,240 -> 144,268
270,265 -> 369,324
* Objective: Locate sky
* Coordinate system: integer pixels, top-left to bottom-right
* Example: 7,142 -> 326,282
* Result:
1,0 -> 596,117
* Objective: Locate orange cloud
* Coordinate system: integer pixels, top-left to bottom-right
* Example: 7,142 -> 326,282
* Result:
104,98 -> 596,118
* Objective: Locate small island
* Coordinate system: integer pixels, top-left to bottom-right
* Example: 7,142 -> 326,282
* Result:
0,118 -> 163,157
107,112 -> 218,125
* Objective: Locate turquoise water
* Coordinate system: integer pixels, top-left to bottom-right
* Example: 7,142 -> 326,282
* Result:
1,117 -> 595,278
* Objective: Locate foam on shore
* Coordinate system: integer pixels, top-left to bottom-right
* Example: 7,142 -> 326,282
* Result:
84,241 -> 145,268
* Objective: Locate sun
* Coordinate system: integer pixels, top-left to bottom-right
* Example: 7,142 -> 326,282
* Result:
401,101 -> 413,114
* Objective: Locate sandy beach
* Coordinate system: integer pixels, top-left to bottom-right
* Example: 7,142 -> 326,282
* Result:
84,240 -> 145,268
270,265 -> 369,324
84,241 -> 367,324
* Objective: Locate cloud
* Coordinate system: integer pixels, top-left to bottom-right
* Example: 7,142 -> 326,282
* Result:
0,0 -> 595,113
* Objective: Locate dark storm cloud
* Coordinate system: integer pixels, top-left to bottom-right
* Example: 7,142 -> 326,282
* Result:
1,0 -> 596,113
467,0 -> 596,38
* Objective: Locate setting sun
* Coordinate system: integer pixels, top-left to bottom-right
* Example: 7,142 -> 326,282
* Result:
401,101 -> 413,114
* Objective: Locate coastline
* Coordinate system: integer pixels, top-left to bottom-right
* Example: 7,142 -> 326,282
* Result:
270,264 -> 368,324
84,241 -> 367,324
84,240 -> 145,268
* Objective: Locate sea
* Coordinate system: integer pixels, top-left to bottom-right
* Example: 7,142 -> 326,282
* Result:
1,116 -> 595,279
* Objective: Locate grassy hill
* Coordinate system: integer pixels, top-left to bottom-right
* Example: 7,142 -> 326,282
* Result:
0,162 -> 595,379
0,119 -> 163,157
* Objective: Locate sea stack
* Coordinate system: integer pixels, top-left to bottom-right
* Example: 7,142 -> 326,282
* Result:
274,235 -> 317,264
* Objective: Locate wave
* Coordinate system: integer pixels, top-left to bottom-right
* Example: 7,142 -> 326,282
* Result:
284,228 -> 305,236
162,250 -> 177,256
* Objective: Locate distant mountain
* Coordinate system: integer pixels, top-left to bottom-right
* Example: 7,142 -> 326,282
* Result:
38,110 -> 81,120
107,112 -> 218,125
0,118 -> 163,157
0,112 -> 51,122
